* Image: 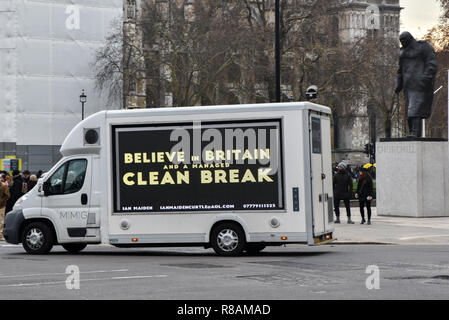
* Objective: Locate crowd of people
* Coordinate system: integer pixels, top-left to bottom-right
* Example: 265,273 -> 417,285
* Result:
0,169 -> 43,240
333,162 -> 374,225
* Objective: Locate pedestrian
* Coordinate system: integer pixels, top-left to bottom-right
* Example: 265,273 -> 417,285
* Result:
4,174 -> 12,187
0,180 -> 10,240
355,167 -> 374,225
37,170 -> 43,179
0,181 -> 10,240
333,162 -> 354,224
28,174 -> 38,191
5,170 -> 24,214
22,170 -> 31,193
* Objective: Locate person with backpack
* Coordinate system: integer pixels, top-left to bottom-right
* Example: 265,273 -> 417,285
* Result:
355,167 -> 374,225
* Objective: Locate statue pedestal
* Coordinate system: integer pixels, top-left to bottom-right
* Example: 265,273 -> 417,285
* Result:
376,138 -> 449,217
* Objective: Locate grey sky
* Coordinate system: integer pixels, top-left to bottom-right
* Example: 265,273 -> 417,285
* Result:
400,0 -> 442,39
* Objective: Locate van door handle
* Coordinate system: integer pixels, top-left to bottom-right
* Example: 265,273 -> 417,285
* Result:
81,193 -> 88,205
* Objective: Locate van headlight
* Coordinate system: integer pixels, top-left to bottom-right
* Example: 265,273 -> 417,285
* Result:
13,195 -> 27,209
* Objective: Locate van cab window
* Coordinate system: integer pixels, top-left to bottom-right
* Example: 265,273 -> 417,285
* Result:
64,160 -> 87,194
46,159 -> 87,195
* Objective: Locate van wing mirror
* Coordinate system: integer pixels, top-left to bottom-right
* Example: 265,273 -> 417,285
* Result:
42,181 -> 51,196
37,179 -> 44,196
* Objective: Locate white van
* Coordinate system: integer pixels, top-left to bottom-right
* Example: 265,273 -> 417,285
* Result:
4,102 -> 335,256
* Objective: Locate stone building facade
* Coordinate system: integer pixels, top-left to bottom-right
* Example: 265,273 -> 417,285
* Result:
333,0 -> 401,164
124,0 -> 147,109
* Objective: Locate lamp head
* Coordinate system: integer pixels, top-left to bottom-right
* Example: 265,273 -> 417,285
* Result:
80,89 -> 87,103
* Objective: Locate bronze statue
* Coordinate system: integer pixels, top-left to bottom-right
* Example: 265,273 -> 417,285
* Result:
395,32 -> 438,138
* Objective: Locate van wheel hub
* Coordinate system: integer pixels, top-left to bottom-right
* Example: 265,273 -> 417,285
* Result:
26,228 -> 44,249
217,229 -> 238,252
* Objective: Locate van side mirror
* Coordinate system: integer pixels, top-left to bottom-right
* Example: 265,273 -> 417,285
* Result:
43,181 -> 51,196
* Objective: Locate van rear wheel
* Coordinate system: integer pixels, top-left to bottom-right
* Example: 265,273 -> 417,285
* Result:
21,222 -> 54,255
211,222 -> 246,256
62,243 -> 87,253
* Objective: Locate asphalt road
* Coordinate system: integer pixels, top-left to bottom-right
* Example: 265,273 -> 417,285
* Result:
0,243 -> 448,300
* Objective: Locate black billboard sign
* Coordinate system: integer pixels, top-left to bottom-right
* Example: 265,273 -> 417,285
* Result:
112,120 -> 284,213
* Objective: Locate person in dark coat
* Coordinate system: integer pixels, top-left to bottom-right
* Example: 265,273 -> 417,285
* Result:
333,162 -> 354,224
22,170 -> 31,193
355,168 -> 374,225
395,31 -> 438,137
5,170 -> 24,214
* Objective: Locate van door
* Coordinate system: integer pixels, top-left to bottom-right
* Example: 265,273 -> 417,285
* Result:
309,115 -> 333,236
41,157 -> 92,241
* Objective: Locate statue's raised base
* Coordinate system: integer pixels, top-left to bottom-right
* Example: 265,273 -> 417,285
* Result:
376,138 -> 449,217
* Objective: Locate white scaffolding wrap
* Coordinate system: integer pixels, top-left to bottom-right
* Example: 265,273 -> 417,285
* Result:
0,0 -> 122,145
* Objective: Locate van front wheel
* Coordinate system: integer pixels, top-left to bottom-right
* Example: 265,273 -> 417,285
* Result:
62,243 -> 87,253
211,223 -> 246,256
21,222 -> 54,255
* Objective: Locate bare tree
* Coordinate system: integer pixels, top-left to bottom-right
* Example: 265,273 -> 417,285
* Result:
92,17 -> 147,108
424,14 -> 449,138
92,18 -> 124,107
356,36 -> 400,138
93,0 -> 399,144
141,0 -> 247,107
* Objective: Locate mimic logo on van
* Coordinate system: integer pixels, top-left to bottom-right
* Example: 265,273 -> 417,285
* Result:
60,211 -> 88,220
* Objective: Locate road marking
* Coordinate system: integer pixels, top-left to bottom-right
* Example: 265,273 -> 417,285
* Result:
0,269 -> 129,279
0,274 -> 168,287
111,275 -> 167,280
399,235 -> 449,240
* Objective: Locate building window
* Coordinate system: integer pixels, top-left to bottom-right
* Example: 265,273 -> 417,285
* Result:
127,0 -> 136,20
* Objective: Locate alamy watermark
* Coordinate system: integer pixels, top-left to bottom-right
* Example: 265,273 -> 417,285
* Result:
65,265 -> 80,290
365,4 -> 380,30
365,265 -> 380,290
66,5 -> 80,30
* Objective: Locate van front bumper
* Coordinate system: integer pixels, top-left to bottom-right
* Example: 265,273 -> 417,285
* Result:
3,210 -> 24,244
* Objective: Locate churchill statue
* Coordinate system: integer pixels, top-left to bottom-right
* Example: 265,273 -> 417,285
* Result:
395,31 -> 438,138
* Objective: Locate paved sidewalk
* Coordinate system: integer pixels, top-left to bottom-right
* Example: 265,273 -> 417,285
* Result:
333,207 -> 449,245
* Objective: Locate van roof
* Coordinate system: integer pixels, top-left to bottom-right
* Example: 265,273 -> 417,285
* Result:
104,102 -> 331,118
60,102 -> 330,157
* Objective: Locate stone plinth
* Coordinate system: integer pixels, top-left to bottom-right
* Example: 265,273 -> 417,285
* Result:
376,139 -> 449,217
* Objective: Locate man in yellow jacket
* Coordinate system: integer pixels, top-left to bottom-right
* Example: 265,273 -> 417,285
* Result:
0,178 -> 11,240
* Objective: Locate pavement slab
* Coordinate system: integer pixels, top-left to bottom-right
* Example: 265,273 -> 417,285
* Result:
333,207 -> 449,245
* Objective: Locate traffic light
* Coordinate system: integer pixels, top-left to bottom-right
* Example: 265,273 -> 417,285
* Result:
370,142 -> 376,160
364,143 -> 375,160
364,143 -> 370,155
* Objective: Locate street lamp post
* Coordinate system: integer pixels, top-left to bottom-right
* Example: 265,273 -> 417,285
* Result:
275,0 -> 281,103
80,89 -> 87,120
